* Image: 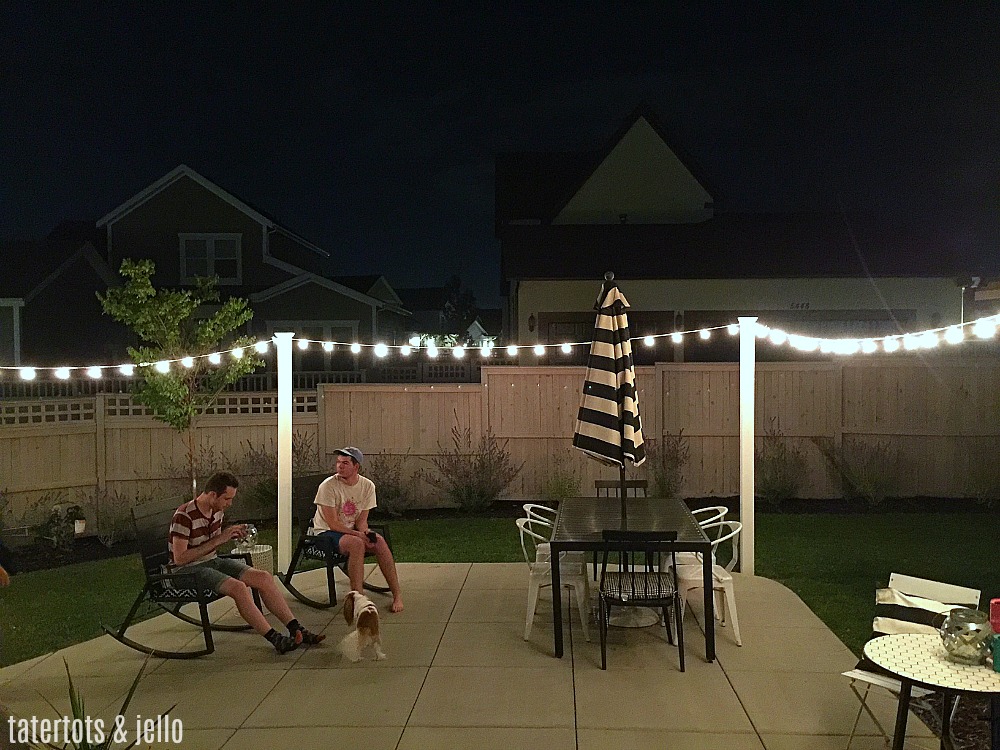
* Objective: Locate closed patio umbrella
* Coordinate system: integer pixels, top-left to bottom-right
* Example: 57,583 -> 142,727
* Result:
573,272 -> 645,524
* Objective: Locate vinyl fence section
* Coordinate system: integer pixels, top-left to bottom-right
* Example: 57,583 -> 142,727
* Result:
2,359 -> 998,522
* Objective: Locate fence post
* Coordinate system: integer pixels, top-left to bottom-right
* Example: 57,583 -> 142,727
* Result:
94,393 -> 106,494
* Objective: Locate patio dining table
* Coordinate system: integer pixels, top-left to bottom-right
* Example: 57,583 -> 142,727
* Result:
548,496 -> 716,661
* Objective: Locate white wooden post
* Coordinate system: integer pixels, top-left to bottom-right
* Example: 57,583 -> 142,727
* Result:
738,316 -> 757,576
275,331 -> 293,572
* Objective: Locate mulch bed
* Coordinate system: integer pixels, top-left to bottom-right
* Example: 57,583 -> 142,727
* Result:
911,693 -> 993,750
4,536 -> 136,575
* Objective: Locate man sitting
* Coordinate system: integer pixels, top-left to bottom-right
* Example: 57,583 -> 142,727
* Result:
170,471 -> 325,653
312,447 -> 404,612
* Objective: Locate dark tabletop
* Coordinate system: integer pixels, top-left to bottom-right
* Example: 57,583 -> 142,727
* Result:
550,497 -> 708,544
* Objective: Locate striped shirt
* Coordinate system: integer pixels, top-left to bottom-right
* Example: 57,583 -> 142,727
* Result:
169,500 -> 223,564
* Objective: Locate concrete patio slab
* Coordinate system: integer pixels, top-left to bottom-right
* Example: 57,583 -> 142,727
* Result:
1,566 -> 943,749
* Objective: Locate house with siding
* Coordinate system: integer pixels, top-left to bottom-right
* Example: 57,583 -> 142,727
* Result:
496,107 -> 978,361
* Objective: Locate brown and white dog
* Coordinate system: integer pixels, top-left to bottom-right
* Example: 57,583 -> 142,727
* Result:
339,590 -> 386,662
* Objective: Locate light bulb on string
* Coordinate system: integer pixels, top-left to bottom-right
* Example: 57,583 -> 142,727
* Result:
860,339 -> 878,354
297,339 -> 309,350
427,345 -> 439,358
533,344 -> 545,356
919,332 -> 939,349
755,324 -> 771,338
254,341 -> 269,353
727,323 -> 739,335
671,332 -> 682,344
87,366 -> 103,378
400,345 -> 412,356
643,336 -> 654,347
374,343 -> 388,358
769,329 -> 787,346
208,353 -> 221,365
232,347 -> 244,359
350,343 -> 361,354
699,329 -> 710,340
452,346 -> 465,359
506,345 -> 517,356
903,335 -> 920,351
119,364 -> 135,376
19,367 -> 36,380
322,341 -> 334,352
561,343 -> 572,354
55,367 -> 71,380
408,335 -> 421,348
182,356 -> 195,368
973,318 -> 997,339
944,326 -> 964,345
883,337 -> 900,353
480,344 -> 491,358
153,360 -> 169,373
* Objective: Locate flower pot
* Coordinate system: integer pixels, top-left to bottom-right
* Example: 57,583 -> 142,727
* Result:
74,519 -> 86,536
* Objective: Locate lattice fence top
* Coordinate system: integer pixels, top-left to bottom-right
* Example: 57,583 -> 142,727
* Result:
0,399 -> 96,425
1,392 -> 318,423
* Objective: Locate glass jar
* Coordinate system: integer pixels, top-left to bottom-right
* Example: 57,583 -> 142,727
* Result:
939,607 -> 992,666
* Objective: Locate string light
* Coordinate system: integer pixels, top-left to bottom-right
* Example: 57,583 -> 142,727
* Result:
6,316 -> 999,382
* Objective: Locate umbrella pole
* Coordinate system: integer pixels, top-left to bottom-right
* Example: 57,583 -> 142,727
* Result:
619,463 -> 627,528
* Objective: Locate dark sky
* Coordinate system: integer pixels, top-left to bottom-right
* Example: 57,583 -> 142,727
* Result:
3,3 -> 999,306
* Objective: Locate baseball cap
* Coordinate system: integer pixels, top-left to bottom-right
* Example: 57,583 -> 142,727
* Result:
334,446 -> 364,464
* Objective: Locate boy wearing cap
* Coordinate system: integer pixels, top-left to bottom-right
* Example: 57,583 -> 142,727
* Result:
313,447 -> 404,612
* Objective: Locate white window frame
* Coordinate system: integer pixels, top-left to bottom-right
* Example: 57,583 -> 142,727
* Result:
179,233 -> 243,285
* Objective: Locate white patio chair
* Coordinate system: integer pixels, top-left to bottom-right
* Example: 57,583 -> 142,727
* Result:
672,520 -> 743,646
843,573 -> 980,750
522,502 -> 558,529
516,517 -> 590,642
674,505 -> 730,567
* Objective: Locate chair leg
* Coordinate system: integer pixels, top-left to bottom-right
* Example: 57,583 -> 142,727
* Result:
198,601 -> 216,655
598,596 -> 607,670
327,561 -> 338,606
572,579 -> 591,642
524,577 -> 540,641
847,681 -> 891,748
721,580 -> 741,646
674,595 -> 685,672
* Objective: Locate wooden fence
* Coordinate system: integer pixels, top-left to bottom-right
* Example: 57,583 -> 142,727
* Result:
3,358 -> 999,525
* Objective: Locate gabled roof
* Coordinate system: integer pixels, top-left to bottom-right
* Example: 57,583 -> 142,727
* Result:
250,272 -> 407,312
97,165 -> 328,257
328,275 -> 382,295
495,105 -> 717,230
501,213 -> 986,280
0,221 -> 104,297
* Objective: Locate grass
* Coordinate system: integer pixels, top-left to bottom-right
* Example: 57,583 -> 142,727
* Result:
2,512 -> 998,666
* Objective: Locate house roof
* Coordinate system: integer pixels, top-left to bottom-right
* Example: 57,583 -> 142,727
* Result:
97,165 -> 329,257
495,105 -> 717,230
328,275 -> 382,295
501,213 -> 988,281
0,221 -> 105,297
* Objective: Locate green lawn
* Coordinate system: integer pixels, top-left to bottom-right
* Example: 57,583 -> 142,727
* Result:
2,512 -> 997,667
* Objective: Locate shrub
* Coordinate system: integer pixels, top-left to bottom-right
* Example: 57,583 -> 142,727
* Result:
421,420 -> 524,513
646,430 -> 690,499
540,450 -> 581,503
33,493 -> 74,552
813,436 -> 898,508
76,486 -> 158,548
231,431 -> 321,521
364,451 -> 418,517
755,420 -> 807,508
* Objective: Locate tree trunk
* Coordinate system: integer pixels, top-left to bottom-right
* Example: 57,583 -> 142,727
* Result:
185,422 -> 197,500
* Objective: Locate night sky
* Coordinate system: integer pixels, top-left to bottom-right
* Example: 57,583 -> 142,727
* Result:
3,3 -> 999,306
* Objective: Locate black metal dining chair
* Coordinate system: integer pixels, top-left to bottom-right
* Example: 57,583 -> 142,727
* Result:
597,529 -> 685,671
592,479 -> 648,579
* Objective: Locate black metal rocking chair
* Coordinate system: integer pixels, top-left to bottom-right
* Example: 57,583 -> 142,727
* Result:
280,473 -> 393,609
102,504 -> 261,659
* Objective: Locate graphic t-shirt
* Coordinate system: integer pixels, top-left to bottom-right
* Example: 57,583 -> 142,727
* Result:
312,474 -> 377,531
169,500 -> 223,564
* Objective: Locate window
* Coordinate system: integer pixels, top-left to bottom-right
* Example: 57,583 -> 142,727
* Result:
179,233 -> 242,284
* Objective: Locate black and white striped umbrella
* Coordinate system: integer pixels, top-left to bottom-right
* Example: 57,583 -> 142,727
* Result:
573,273 -> 644,520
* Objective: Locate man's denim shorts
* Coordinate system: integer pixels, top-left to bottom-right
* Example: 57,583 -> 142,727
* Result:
173,556 -> 251,593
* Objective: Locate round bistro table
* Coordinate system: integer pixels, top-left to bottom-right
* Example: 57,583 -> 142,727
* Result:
864,632 -> 1000,750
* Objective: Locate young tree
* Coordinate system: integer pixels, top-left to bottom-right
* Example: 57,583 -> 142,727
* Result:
98,259 -> 263,498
